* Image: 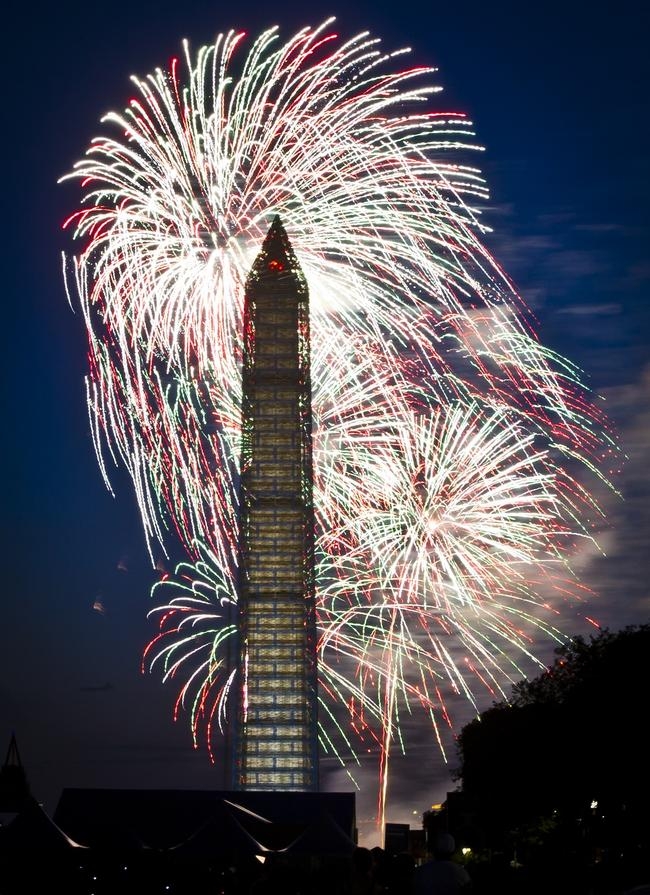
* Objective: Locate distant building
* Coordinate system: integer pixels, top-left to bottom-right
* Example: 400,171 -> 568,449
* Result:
383,822 -> 427,861
422,792 -> 479,852
384,822 -> 410,855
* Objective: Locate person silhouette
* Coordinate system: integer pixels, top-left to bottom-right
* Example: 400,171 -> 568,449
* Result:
412,832 -> 472,894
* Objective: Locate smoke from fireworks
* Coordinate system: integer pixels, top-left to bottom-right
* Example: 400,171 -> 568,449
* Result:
60,19 -> 617,829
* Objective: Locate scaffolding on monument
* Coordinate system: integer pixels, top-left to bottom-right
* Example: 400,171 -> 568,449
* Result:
232,216 -> 319,792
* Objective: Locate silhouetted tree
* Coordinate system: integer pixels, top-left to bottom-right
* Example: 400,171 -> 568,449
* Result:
453,624 -> 650,853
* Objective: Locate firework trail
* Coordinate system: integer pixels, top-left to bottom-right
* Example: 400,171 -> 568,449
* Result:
60,19 -> 616,830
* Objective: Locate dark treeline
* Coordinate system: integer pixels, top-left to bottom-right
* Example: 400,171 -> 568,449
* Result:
442,623 -> 650,894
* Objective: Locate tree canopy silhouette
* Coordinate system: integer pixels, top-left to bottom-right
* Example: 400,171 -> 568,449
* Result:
453,624 -> 650,841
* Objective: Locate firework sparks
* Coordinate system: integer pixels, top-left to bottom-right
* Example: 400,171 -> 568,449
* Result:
60,19 -> 616,831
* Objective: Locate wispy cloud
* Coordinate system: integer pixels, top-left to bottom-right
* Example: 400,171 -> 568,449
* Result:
558,303 -> 622,316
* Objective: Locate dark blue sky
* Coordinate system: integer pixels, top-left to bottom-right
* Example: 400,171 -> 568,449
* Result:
2,0 -> 648,846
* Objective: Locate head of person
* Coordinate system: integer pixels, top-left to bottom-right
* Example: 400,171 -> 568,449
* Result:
433,832 -> 456,860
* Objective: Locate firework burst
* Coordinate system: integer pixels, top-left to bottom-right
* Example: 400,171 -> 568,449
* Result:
61,18 -> 616,829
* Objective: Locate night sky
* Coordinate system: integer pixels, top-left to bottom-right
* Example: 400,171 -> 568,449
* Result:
2,0 -> 648,847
